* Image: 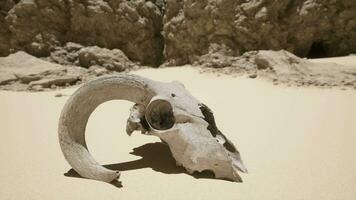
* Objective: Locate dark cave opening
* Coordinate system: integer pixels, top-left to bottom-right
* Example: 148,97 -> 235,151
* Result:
307,41 -> 327,58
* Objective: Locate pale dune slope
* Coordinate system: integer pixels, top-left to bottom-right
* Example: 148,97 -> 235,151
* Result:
1,65 -> 356,199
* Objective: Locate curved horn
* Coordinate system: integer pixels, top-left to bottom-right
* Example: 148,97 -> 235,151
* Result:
58,74 -> 155,183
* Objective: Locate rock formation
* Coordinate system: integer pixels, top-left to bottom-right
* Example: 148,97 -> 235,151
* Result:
0,0 -> 164,65
0,0 -> 356,91
164,0 -> 356,65
0,51 -> 126,91
1,0 -> 356,66
48,43 -> 136,72
198,50 -> 356,88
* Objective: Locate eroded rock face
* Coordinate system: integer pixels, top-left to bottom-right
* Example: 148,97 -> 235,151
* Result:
0,0 -> 16,56
1,0 -> 355,66
164,0 -> 356,65
1,0 -> 356,88
1,0 -> 164,65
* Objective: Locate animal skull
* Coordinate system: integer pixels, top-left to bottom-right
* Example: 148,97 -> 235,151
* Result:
58,74 -> 247,184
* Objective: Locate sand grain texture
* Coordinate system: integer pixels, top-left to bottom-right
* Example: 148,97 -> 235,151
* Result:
1,66 -> 356,199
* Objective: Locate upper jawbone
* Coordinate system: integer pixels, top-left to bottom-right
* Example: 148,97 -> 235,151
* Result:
127,102 -> 247,182
150,118 -> 244,182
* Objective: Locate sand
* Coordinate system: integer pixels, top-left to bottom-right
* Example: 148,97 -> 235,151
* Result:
309,54 -> 356,67
1,60 -> 356,199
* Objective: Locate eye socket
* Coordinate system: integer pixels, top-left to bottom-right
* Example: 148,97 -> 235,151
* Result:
145,99 -> 175,130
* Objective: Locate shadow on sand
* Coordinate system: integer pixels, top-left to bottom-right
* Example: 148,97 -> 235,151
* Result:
64,142 -> 219,188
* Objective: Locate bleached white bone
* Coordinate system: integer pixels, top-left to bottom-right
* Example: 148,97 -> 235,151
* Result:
58,74 -> 247,183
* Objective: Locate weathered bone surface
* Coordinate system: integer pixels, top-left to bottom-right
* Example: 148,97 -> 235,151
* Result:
58,74 -> 247,183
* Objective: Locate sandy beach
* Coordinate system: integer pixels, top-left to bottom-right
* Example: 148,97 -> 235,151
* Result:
1,63 -> 356,199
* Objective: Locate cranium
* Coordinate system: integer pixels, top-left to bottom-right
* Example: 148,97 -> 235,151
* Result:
58,74 -> 247,184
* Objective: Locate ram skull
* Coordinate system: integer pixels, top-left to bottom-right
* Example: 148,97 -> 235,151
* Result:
58,74 -> 247,183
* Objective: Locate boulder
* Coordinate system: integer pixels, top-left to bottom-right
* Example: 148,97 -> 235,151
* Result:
78,46 -> 135,72
48,43 -> 136,73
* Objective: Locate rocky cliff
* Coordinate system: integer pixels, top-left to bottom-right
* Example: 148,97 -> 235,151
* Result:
1,0 -> 355,66
163,0 -> 356,65
0,0 -> 164,65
